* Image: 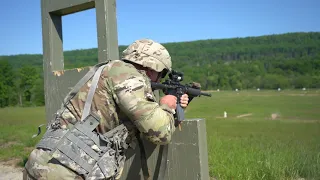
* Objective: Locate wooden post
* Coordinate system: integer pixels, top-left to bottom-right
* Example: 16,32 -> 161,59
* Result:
41,0 -> 118,124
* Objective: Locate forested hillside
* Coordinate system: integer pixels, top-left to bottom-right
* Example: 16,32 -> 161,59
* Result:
0,32 -> 319,107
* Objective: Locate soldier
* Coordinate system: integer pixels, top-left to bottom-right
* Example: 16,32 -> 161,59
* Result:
23,39 -> 189,180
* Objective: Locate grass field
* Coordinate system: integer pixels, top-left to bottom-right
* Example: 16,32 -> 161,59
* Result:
1,89 -> 320,179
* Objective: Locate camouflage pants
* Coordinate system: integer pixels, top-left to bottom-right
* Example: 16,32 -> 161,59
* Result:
23,148 -> 124,180
23,148 -> 84,180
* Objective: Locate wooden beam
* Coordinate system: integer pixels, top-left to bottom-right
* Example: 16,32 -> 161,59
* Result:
48,0 -> 95,15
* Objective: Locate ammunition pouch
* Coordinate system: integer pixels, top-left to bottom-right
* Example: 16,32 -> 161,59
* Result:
36,113 -> 129,179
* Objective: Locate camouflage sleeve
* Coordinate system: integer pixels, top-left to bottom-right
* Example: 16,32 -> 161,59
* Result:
106,61 -> 176,145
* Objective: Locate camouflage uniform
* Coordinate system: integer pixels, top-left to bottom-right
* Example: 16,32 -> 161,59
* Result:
23,39 -> 176,180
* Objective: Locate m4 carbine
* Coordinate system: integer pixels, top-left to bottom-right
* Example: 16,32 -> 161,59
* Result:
151,70 -> 211,127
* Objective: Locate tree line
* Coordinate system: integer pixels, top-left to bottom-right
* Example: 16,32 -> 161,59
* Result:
0,60 -> 44,107
0,32 -> 319,107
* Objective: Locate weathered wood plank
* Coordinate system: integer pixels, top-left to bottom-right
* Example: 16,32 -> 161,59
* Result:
48,0 -> 95,15
95,0 -> 119,62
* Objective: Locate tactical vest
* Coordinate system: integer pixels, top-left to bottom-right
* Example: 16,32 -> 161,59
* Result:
34,61 -> 130,179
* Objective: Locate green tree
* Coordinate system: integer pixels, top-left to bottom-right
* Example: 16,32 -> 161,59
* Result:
17,66 -> 40,106
293,75 -> 313,88
0,60 -> 14,107
31,78 -> 45,106
1,31 -> 320,95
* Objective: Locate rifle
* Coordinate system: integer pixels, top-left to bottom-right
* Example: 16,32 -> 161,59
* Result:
151,70 -> 211,127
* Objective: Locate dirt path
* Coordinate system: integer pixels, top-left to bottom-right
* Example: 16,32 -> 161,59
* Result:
0,160 -> 23,180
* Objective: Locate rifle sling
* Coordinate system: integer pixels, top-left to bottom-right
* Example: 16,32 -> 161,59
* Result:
156,145 -> 168,180
136,133 -> 150,180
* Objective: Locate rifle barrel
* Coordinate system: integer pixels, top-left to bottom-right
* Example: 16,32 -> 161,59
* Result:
151,82 -> 166,90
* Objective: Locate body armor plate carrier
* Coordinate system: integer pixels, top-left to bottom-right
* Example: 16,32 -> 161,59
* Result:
36,114 -> 129,179
35,62 -> 130,179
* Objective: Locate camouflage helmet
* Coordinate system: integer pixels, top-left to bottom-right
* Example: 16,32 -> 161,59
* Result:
121,39 -> 172,73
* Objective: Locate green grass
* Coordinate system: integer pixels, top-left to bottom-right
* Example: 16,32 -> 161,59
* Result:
0,107 -> 46,166
0,89 -> 320,179
186,89 -> 320,180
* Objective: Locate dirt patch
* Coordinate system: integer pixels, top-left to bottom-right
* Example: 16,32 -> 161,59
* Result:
0,141 -> 22,149
236,113 -> 253,118
1,159 -> 20,167
0,159 -> 23,180
271,113 -> 280,120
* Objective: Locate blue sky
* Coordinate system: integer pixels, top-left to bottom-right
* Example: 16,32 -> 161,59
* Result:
1,0 -> 319,56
